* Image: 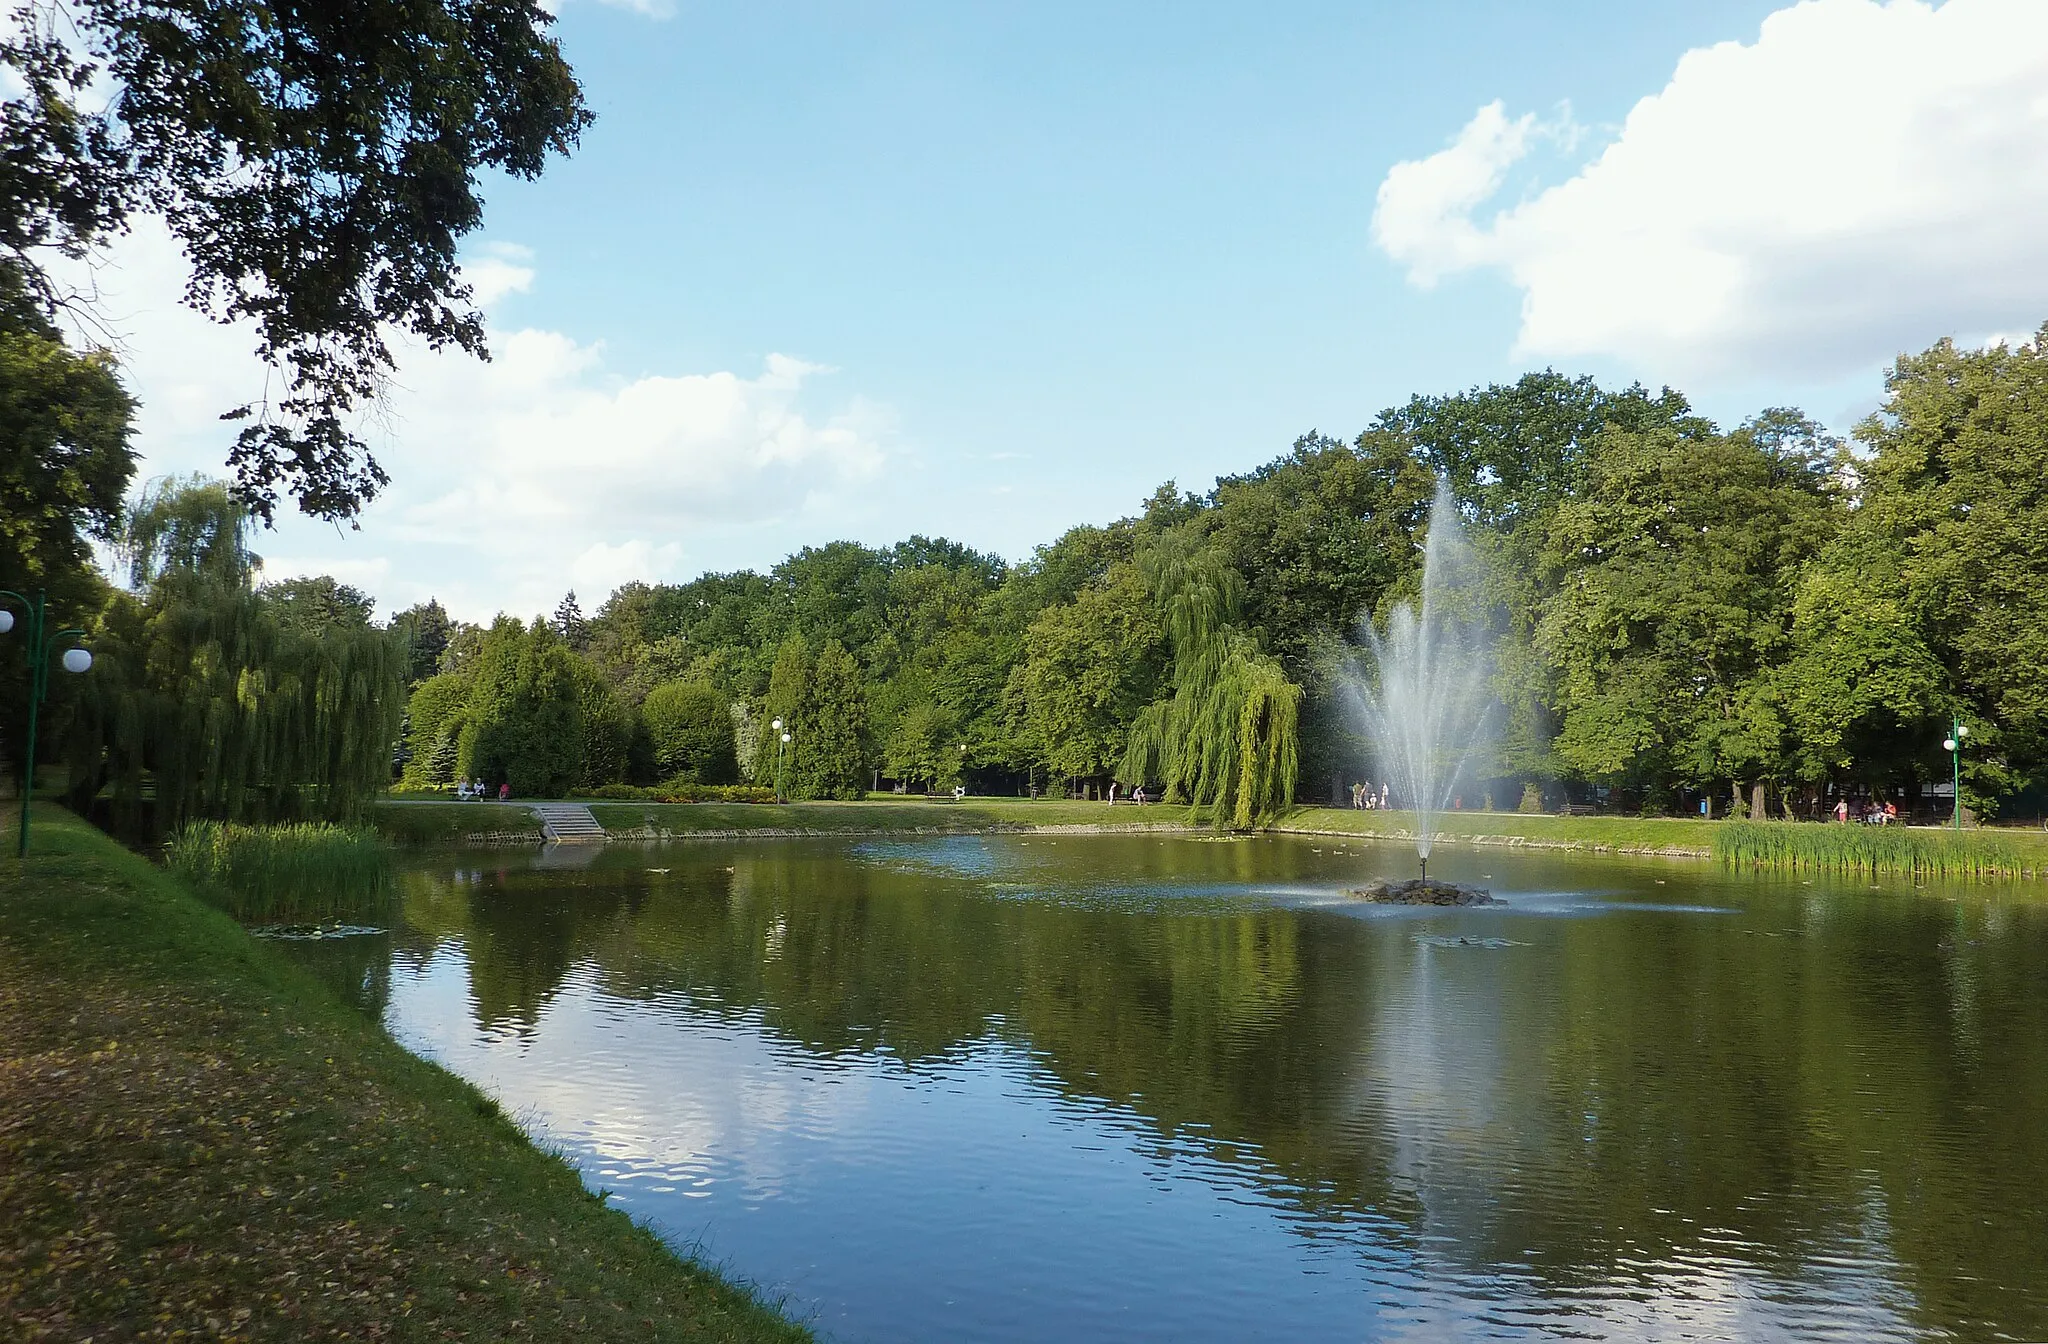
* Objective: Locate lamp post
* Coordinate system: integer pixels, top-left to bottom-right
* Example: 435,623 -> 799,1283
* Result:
1,589 -> 94,858
770,718 -> 791,802
1941,717 -> 1970,832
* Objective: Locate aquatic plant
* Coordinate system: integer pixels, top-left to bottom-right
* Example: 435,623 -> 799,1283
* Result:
165,821 -> 395,920
1713,820 -> 2038,878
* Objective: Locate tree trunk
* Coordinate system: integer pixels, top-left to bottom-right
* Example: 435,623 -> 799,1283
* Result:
1752,782 -> 1767,821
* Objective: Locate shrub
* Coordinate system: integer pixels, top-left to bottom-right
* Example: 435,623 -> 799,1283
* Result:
574,782 -> 774,804
641,682 -> 739,783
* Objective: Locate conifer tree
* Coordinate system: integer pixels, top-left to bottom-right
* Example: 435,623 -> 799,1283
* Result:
554,590 -> 591,651
803,639 -> 869,799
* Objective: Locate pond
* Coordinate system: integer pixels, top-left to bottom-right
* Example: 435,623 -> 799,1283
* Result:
279,833 -> 2048,1342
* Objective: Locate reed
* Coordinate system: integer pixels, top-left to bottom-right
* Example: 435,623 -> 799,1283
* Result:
1713,820 -> 2041,878
164,820 -> 395,920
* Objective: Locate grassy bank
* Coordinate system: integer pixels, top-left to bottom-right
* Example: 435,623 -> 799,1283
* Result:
586,796 -> 1199,837
0,806 -> 806,1342
372,800 -> 545,845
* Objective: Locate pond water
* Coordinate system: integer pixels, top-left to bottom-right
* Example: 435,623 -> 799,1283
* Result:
281,833 -> 2048,1342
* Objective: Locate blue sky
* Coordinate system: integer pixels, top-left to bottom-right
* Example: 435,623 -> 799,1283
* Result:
98,0 -> 2048,620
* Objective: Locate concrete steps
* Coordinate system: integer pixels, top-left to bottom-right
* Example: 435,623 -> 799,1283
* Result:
532,802 -> 607,843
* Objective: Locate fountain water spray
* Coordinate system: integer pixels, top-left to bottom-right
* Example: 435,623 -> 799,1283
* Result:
1343,485 -> 1495,880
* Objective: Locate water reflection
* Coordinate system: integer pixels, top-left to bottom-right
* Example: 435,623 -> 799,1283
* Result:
297,835 -> 2048,1341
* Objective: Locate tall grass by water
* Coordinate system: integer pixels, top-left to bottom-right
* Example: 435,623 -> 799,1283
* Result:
1714,820 -> 2043,878
165,821 -> 394,920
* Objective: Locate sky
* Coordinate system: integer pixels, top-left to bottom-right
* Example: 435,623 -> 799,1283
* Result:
70,0 -> 2048,622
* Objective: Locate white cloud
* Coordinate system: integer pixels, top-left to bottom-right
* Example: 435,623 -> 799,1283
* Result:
1371,0 -> 2048,381
458,242 -> 536,309
57,223 -> 895,622
567,539 -> 685,600
1371,101 -> 1575,288
253,552 -> 394,600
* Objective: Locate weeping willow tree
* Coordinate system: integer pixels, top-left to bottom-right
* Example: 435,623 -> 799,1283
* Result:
63,477 -> 406,836
1117,532 -> 1300,828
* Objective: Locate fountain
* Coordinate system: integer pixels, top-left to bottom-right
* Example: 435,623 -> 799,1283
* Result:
1342,484 -> 1500,907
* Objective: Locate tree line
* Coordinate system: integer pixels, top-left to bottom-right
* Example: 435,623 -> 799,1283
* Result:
8,324 -> 2048,828
387,329 -> 2048,823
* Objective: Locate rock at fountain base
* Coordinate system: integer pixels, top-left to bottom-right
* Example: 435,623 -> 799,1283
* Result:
1348,878 -> 1502,907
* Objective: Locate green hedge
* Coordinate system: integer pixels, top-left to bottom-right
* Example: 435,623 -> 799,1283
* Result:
575,781 -> 776,804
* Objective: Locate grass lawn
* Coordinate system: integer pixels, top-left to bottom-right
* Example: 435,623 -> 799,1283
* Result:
586,795 -> 1197,837
370,800 -> 545,845
1280,807 -> 1723,856
0,806 -> 807,1342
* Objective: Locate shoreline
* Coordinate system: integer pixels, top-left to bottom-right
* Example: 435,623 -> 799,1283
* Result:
366,798 -> 2048,876
0,807 -> 808,1341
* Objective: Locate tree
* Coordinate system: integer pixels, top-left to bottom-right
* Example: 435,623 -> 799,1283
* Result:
0,291 -> 135,778
801,639 -> 869,799
886,701 -> 960,792
0,295 -> 135,594
1206,431 -> 1435,670
390,598 -> 452,685
64,477 -> 404,833
755,633 -> 812,791
1377,370 -> 1708,530
1773,530 -> 1947,798
259,575 -> 374,637
641,681 -> 738,784
553,590 -> 591,651
2,0 -> 591,520
401,670 -> 474,788
571,658 -> 633,788
1117,535 -> 1301,827
438,620 -> 485,676
1840,329 -> 2048,808
1012,563 -> 1164,783
1532,419 -> 1838,807
459,618 -> 581,797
